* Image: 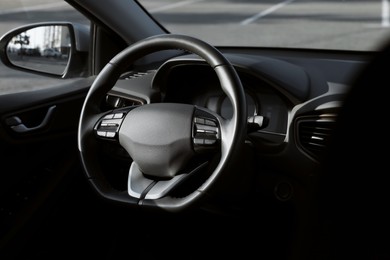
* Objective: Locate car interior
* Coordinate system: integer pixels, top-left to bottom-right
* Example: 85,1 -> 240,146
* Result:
0,0 -> 389,259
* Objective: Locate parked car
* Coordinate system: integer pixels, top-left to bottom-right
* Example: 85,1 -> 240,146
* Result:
42,47 -> 62,58
0,0 -> 389,259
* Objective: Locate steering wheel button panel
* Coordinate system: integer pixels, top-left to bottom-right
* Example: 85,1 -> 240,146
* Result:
94,113 -> 126,140
193,115 -> 220,152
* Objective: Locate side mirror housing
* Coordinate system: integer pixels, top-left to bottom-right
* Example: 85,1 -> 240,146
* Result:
0,22 -> 89,78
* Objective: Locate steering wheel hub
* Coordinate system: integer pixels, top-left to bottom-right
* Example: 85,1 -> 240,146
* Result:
119,103 -> 195,178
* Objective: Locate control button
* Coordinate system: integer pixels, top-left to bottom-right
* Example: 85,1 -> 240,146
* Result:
194,117 -> 205,124
106,132 -> 116,138
205,119 -> 217,126
195,124 -> 218,135
97,131 -> 107,137
113,113 -> 124,119
103,114 -> 114,119
204,139 -> 217,145
193,138 -> 204,145
101,119 -> 122,127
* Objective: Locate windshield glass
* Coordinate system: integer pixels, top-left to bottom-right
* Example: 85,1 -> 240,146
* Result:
138,0 -> 390,51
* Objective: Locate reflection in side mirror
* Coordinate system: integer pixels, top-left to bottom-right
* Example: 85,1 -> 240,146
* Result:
6,25 -> 70,75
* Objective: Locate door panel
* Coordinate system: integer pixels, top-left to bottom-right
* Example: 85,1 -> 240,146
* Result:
0,79 -> 92,254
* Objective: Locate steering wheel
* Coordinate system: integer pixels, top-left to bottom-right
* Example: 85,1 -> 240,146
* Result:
78,34 -> 247,212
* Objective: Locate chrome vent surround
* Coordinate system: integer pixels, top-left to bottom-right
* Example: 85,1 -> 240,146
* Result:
296,113 -> 337,161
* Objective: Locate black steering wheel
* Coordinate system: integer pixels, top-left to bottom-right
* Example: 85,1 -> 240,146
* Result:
78,34 -> 247,212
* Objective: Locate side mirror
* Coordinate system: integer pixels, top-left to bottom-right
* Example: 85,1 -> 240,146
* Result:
0,22 -> 89,78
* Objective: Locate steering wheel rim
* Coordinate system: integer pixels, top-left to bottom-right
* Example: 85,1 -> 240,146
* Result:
78,34 -> 247,212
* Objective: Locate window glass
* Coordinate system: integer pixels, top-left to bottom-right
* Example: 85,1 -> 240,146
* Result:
138,0 -> 390,51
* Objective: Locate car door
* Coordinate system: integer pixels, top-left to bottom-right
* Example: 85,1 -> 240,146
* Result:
0,1 -> 95,256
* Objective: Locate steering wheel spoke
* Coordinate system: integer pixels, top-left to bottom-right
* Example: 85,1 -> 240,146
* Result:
128,160 -> 210,200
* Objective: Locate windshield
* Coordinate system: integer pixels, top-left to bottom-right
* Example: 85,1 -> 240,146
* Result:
138,0 -> 390,51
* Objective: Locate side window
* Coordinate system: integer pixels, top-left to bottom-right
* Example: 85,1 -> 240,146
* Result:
0,1 -> 90,95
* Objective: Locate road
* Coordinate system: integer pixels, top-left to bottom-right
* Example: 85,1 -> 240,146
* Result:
1,0 -> 390,94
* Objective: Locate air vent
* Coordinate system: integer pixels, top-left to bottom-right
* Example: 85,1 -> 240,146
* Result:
296,114 -> 337,161
120,70 -> 153,80
105,94 -> 144,108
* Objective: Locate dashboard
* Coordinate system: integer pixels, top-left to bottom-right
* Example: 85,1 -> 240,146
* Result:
157,61 -> 290,146
106,48 -> 366,177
